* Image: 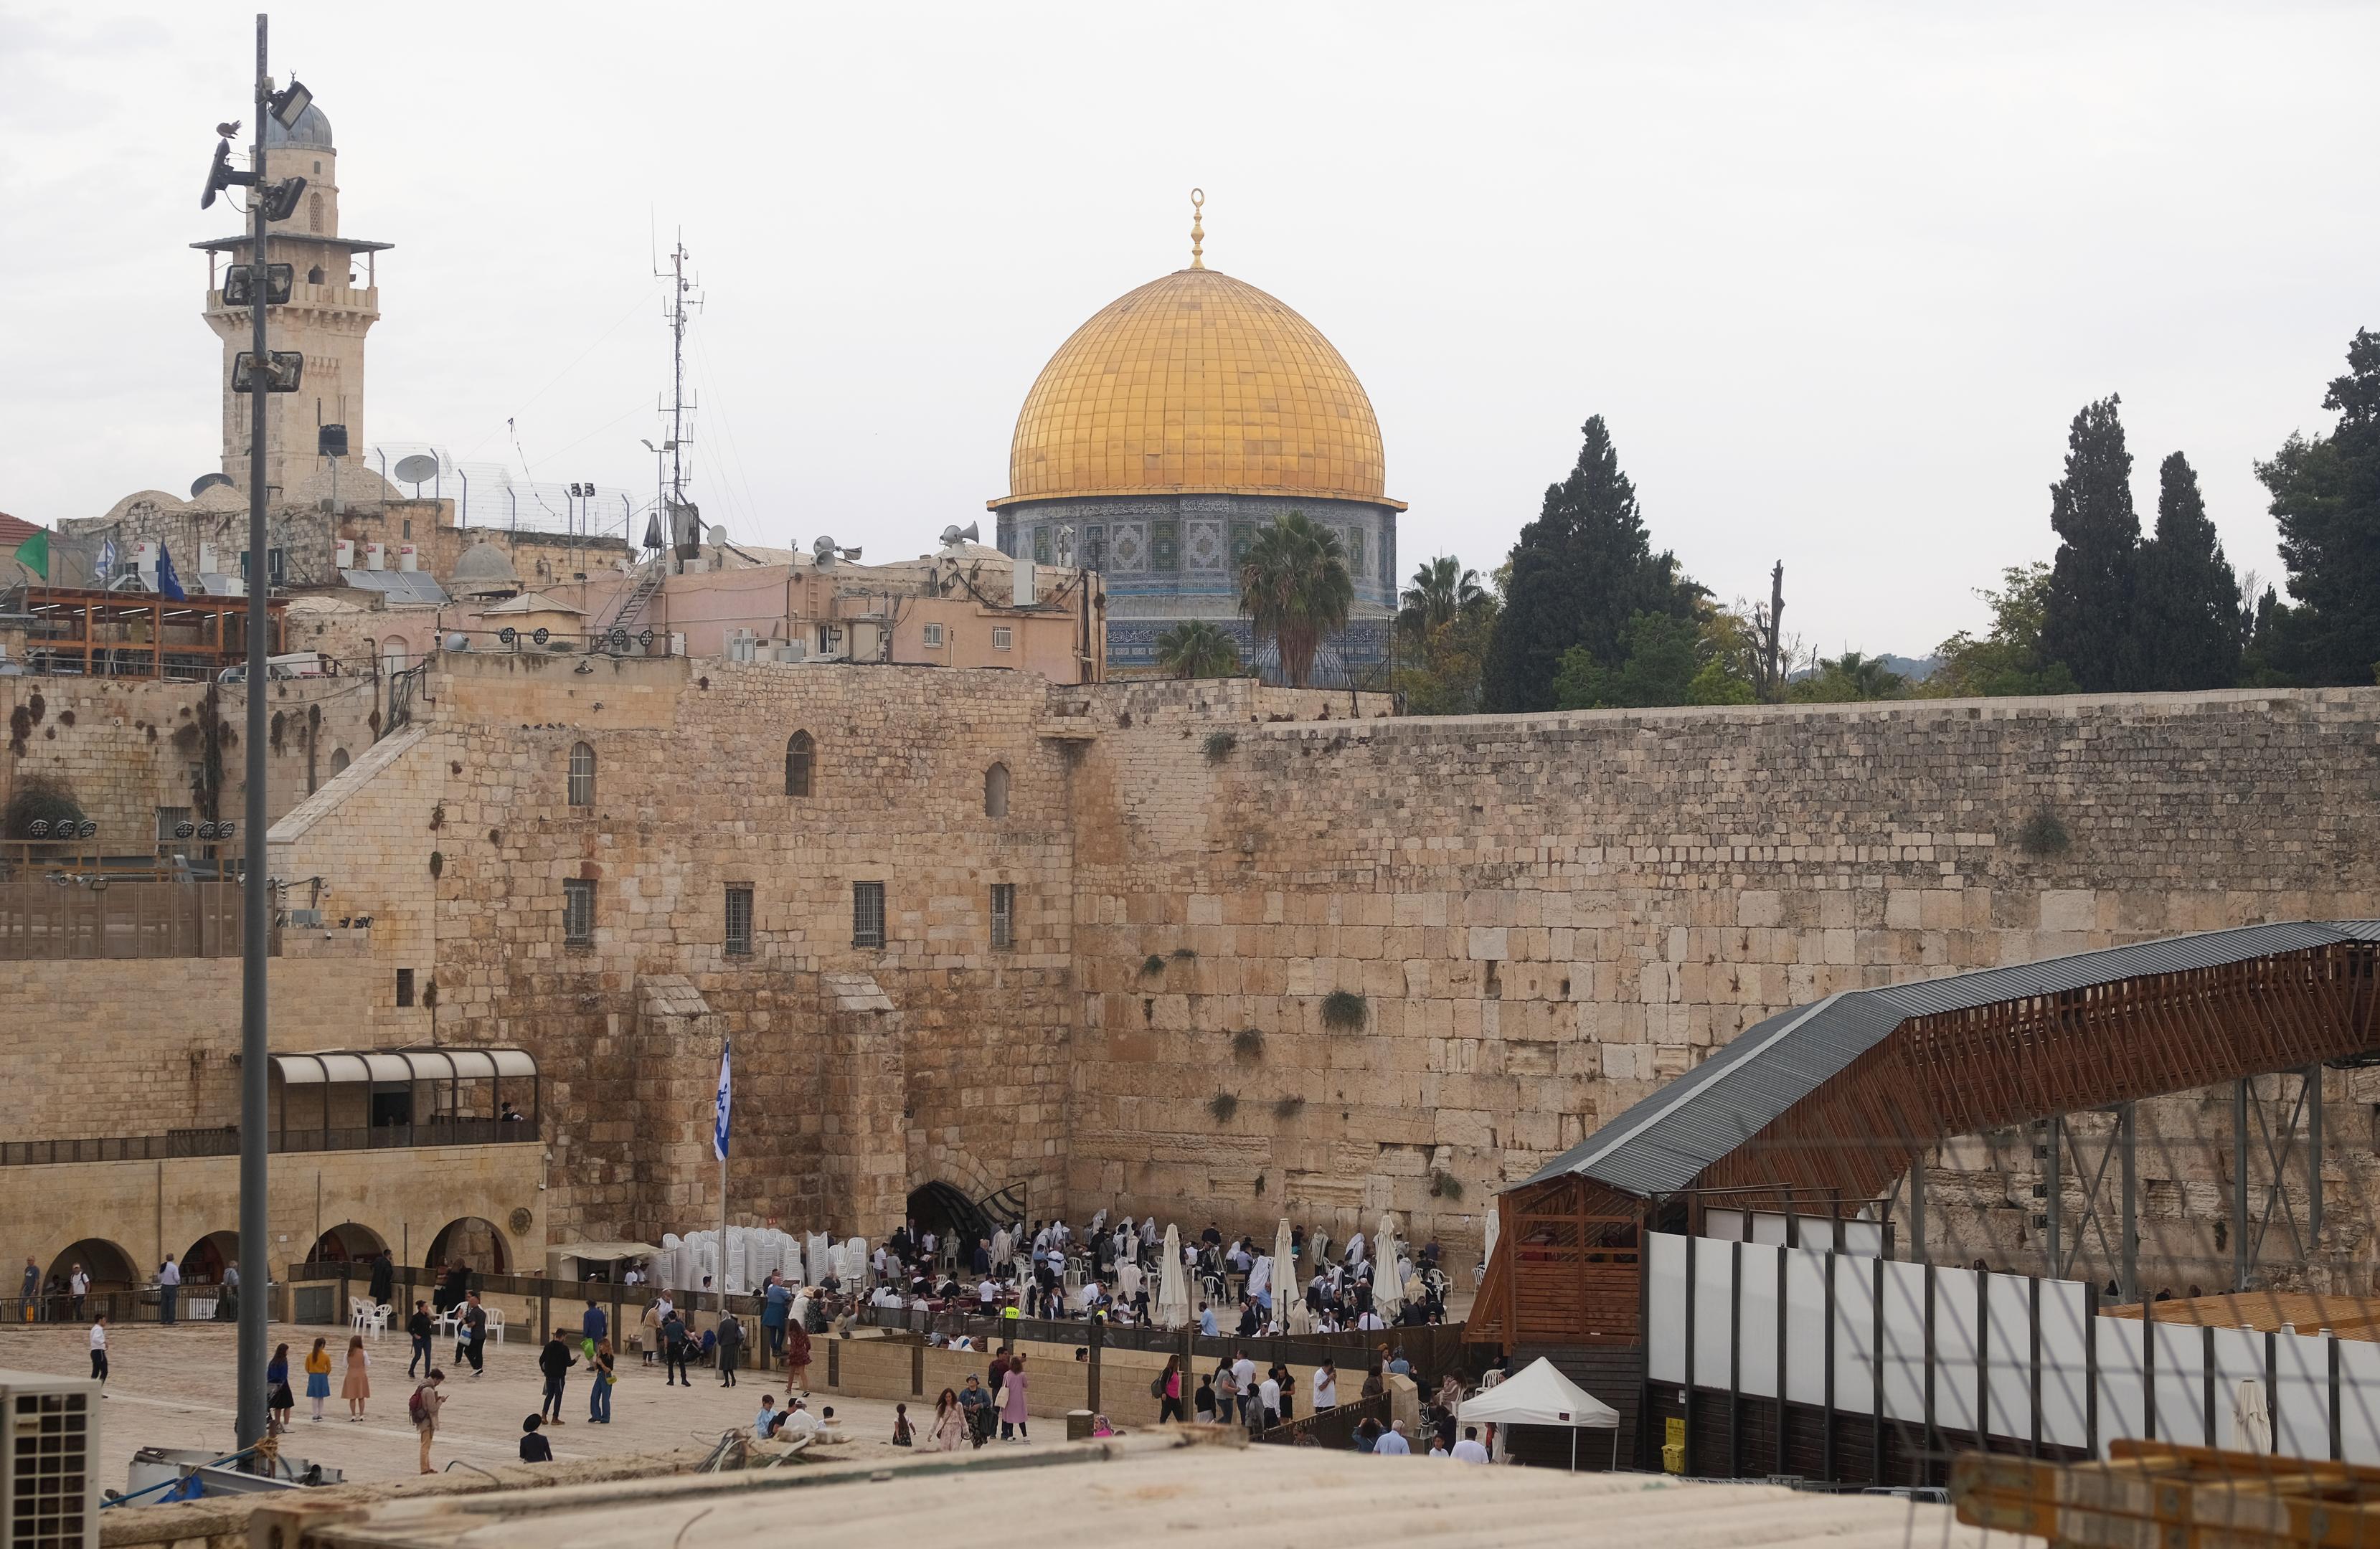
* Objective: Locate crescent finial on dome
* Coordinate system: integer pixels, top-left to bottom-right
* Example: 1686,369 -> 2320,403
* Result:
1189,187 -> 1204,270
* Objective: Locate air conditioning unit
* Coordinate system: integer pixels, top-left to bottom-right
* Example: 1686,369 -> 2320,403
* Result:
395,544 -> 419,572
334,539 -> 356,569
727,630 -> 758,663
0,1368 -> 100,1549
1012,558 -> 1036,607
362,542 -> 387,572
288,907 -> 324,927
771,641 -> 808,664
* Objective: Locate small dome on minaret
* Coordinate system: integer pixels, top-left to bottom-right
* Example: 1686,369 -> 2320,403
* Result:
264,103 -> 334,150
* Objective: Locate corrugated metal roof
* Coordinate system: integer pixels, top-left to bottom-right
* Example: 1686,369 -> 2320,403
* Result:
1522,921 -> 2380,1197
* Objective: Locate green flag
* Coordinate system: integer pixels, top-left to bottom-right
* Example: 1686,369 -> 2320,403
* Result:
14,528 -> 46,579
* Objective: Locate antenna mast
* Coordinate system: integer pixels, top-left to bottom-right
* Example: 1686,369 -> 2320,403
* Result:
656,235 -> 702,557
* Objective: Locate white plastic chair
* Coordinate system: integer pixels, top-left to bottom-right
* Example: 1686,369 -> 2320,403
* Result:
364,1302 -> 392,1339
483,1307 -> 507,1344
349,1297 -> 372,1335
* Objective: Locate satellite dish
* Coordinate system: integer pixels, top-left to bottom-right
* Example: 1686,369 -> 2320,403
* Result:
190,472 -> 235,499
706,525 -> 729,547
940,522 -> 980,548
392,453 -> 440,488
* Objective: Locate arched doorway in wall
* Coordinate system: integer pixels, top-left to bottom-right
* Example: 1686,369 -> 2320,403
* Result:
382,637 -> 410,676
905,1182 -> 991,1269
308,1223 -> 386,1266
425,1217 -> 508,1275
44,1238 -> 138,1315
181,1230 -> 240,1286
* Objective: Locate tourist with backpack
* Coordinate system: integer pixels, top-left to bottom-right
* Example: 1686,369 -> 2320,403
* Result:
409,1370 -> 445,1474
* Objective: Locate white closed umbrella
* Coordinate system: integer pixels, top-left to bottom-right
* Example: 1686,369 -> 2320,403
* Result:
1272,1219 -> 1298,1331
2233,1377 -> 2272,1454
1373,1213 -> 1405,1322
1482,1207 -> 1498,1273
1156,1224 -> 1192,1330
989,1226 -> 1011,1270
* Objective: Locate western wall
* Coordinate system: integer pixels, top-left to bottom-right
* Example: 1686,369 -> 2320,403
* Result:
255,663 -> 2380,1282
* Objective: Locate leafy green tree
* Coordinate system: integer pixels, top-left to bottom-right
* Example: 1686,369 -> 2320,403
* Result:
1687,658 -> 1756,704
1153,619 -> 1242,678
1237,511 -> 1352,688
1793,650 -> 1907,702
2133,452 -> 2242,690
1398,556 -> 1488,638
2040,395 -> 2143,692
1552,611 -> 1701,709
1925,563 -> 2081,698
2251,328 -> 2380,685
1482,417 -> 1698,712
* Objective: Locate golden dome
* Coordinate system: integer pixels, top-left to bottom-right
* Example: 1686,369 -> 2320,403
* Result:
995,265 -> 1400,509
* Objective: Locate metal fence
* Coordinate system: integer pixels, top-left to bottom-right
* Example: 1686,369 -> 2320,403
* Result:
0,877 -> 258,960
1,1119 -> 536,1168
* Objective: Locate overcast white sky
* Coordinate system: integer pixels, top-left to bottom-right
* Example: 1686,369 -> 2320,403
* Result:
3,2 -> 2372,653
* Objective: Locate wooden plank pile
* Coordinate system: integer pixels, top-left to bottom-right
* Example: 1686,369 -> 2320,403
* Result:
1953,1441 -> 2380,1547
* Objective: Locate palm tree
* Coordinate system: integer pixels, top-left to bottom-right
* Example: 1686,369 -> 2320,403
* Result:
1237,512 -> 1354,688
1398,556 -> 1486,638
1818,650 -> 1907,700
1153,619 -> 1242,678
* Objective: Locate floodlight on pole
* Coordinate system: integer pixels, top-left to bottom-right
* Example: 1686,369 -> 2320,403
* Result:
260,175 -> 307,222
268,76 -> 311,128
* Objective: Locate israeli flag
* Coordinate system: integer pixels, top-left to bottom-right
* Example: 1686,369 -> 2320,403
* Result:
713,1040 -> 732,1162
95,537 -> 117,585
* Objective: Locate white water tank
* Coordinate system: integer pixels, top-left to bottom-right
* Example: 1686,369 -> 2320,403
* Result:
334,539 -> 356,569
362,541 -> 387,572
395,544 -> 419,572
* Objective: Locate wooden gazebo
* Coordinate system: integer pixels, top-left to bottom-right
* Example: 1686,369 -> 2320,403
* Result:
11,586 -> 283,680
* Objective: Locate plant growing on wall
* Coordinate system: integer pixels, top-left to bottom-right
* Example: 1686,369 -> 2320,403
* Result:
1,774 -> 84,839
1171,946 -> 1197,960
428,850 -> 444,878
1206,1093 -> 1238,1123
1203,731 -> 1237,764
1272,1094 -> 1305,1119
1231,1028 -> 1265,1058
1140,953 -> 1168,979
1319,990 -> 1368,1031
1430,1170 -> 1465,1202
2018,809 -> 2071,856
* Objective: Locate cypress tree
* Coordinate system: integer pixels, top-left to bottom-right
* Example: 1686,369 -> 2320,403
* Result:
2133,452 -> 2242,690
1481,417 -> 1695,713
2254,328 -> 2380,685
2040,395 -> 2143,693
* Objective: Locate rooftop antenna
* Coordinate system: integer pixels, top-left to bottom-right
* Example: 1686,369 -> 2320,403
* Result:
656,232 -> 703,560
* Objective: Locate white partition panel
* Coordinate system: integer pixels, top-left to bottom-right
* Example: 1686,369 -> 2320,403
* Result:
2273,1330 -> 2332,1461
1784,1248 -> 1831,1407
1832,1252 -> 1879,1416
2207,1327 -> 2267,1451
1876,1259 -> 1930,1426
2148,1320 -> 2211,1446
1737,1240 -> 1782,1401
1691,1238 -> 1738,1391
2341,1338 -> 2380,1465
1645,1232 -> 1687,1385
1930,1266 -> 1983,1435
2038,1279 -> 2093,1449
1984,1274 -> 2039,1445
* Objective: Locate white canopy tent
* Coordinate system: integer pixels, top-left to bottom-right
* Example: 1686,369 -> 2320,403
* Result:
1458,1357 -> 1621,1471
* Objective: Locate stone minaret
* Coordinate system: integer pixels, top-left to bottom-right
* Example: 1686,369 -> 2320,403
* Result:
196,99 -> 391,496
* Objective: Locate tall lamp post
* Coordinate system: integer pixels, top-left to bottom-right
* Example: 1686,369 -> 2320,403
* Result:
204,14 -> 311,1451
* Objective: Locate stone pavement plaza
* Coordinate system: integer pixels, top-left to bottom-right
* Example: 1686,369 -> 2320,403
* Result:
1,1320 -> 1032,1489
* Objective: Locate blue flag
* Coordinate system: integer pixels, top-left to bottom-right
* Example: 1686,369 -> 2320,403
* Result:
154,542 -> 187,601
95,537 -> 117,585
713,1040 -> 732,1162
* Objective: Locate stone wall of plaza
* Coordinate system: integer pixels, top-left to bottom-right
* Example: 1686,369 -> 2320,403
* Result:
1063,686 -> 2380,1285
0,671 -> 384,845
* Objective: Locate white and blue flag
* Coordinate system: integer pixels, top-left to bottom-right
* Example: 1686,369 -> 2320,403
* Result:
712,1040 -> 732,1162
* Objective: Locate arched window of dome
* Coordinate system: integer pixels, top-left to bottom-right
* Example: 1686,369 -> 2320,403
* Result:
307,265 -> 324,285
329,748 -> 349,777
785,731 -> 815,798
984,762 -> 1010,819
308,192 -> 323,233
567,742 -> 596,807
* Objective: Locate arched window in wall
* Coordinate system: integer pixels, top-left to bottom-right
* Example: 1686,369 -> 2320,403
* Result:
785,731 -> 815,798
328,748 -> 350,777
984,762 -> 1010,819
567,742 -> 596,807
308,192 -> 323,233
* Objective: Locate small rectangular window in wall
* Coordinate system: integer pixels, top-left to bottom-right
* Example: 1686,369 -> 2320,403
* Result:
989,883 -> 1016,951
725,885 -> 754,956
851,881 -> 886,947
1032,526 -> 1052,565
991,627 -> 1013,652
1229,522 -> 1254,568
395,968 -> 415,1007
1151,519 -> 1180,572
1346,525 -> 1365,576
563,878 -> 596,945
921,622 -> 945,649
1083,525 -> 1105,571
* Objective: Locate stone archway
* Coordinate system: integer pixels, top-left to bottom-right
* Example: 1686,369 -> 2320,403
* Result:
181,1230 -> 240,1286
426,1216 -> 507,1274
47,1238 -> 136,1295
308,1222 -> 386,1265
905,1182 -> 991,1266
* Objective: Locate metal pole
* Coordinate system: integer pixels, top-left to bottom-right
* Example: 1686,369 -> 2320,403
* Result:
2232,1079 -> 2249,1292
2307,1064 -> 2323,1252
235,10 -> 272,1452
2044,1116 -> 2062,1279
2119,1102 -> 2138,1304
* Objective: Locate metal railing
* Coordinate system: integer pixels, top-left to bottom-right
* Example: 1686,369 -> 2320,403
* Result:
0,876 -> 260,960
0,1119 -> 537,1168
